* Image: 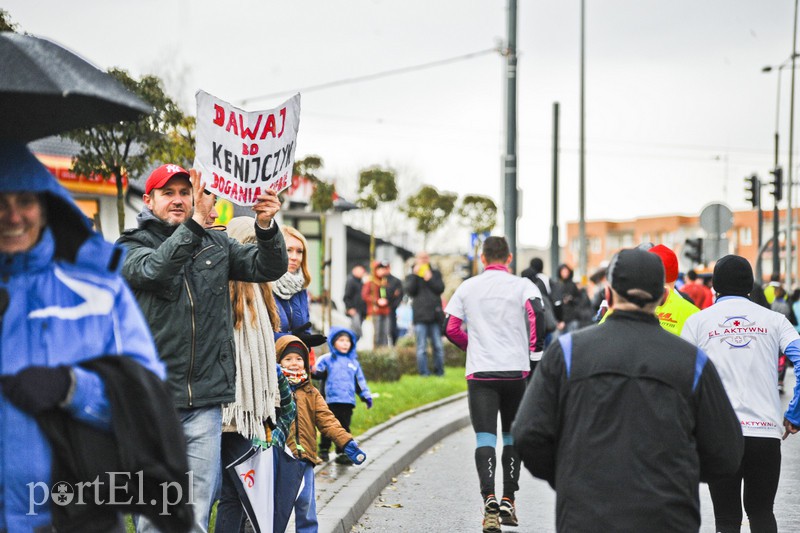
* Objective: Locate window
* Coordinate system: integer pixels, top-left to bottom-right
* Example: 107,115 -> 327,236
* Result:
621,233 -> 634,248
739,227 -> 752,246
298,218 -> 321,238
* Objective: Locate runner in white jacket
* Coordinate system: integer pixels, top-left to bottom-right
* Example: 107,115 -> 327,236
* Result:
682,254 -> 800,533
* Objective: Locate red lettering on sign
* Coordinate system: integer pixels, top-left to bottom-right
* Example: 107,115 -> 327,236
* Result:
242,143 -> 259,156
260,114 -> 277,140
211,104 -> 292,142
268,173 -> 288,192
213,104 -> 225,127
277,107 -> 286,137
226,112 -> 239,136
239,114 -> 262,141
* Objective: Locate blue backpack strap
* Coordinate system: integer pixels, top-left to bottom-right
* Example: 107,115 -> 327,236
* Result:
558,333 -> 573,378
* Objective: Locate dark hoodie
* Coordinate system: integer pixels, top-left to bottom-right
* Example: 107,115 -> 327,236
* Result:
558,263 -> 586,324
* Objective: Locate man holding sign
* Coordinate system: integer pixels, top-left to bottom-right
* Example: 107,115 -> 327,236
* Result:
117,164 -> 288,533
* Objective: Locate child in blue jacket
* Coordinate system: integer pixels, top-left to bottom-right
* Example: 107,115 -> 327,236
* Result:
313,326 -> 373,464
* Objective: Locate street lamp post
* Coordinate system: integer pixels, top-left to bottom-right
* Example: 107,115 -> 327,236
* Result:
503,0 -> 518,273
578,0 -> 587,281
789,0 -> 798,289
762,54 -> 798,281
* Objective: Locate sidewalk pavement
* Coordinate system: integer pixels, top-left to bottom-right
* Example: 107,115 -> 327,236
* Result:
314,391 -> 470,533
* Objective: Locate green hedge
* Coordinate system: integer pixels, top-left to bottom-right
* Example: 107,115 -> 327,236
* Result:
357,338 -> 466,381
357,348 -> 403,382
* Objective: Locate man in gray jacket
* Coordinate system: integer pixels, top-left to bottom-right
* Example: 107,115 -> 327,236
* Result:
117,164 -> 287,532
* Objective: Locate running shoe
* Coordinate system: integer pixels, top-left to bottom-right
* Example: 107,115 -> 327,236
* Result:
483,495 -> 501,533
499,497 -> 518,527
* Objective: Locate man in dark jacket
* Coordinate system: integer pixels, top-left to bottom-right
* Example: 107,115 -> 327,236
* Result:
521,257 -> 558,345
405,252 -> 446,376
116,164 -> 287,532
343,264 -> 367,338
385,263 -> 405,345
512,248 -> 743,532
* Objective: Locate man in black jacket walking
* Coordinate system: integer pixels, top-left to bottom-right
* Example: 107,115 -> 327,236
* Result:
405,252 -> 445,376
512,248 -> 743,532
343,264 -> 367,339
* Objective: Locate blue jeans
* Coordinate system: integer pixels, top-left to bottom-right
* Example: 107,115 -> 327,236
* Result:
294,462 -> 318,533
374,315 -> 391,347
415,322 -> 444,376
139,406 -> 222,533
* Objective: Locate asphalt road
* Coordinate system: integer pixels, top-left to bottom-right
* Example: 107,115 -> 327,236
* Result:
354,370 -> 800,532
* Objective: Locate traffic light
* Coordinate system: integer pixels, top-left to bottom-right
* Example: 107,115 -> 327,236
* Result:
770,167 -> 783,201
684,238 -> 703,264
744,174 -> 759,208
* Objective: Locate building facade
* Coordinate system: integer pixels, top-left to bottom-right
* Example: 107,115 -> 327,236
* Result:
565,208 -> 793,284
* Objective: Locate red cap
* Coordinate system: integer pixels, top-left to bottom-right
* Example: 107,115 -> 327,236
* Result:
144,164 -> 190,195
649,244 -> 679,283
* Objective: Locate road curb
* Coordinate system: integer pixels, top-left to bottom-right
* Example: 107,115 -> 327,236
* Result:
315,391 -> 470,533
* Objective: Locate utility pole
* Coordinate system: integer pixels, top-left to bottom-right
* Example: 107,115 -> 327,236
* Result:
503,0 -> 518,272
757,179 -> 764,282
788,0 -> 798,288
578,0 -> 587,281
772,168 -> 783,277
551,102 -> 560,274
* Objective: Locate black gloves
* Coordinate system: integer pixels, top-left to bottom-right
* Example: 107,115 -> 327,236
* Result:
290,322 -> 327,347
290,322 -> 312,335
0,365 -> 73,415
297,333 -> 327,348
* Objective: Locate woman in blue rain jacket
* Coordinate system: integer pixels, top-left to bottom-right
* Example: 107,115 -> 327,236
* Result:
0,142 -> 163,533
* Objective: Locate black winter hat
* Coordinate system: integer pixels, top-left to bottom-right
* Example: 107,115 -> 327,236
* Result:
279,341 -> 310,372
713,255 -> 753,297
608,248 -> 665,306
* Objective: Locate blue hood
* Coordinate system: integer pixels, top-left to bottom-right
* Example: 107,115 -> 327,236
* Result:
327,326 -> 358,358
0,141 -> 125,272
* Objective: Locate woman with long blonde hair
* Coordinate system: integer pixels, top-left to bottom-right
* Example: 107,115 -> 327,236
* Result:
272,226 -> 326,363
217,217 -> 295,533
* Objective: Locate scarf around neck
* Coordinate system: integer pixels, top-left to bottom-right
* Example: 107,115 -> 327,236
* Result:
222,289 -> 279,440
273,270 -> 306,300
282,367 -> 308,386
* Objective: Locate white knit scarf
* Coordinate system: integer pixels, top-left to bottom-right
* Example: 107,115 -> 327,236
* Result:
272,270 -> 306,300
222,290 -> 279,440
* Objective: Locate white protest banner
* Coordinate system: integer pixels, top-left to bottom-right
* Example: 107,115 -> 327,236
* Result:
194,90 -> 301,206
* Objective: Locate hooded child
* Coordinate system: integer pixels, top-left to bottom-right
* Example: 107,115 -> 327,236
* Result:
313,326 -> 373,463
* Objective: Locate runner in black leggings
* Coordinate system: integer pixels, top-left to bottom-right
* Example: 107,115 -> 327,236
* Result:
709,437 -> 781,533
468,378 -> 528,506
444,236 -> 546,533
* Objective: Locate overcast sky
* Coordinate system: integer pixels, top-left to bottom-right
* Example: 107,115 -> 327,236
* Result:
5,1 -> 798,250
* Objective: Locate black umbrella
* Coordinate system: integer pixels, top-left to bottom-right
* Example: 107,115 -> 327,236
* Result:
0,32 -> 152,142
